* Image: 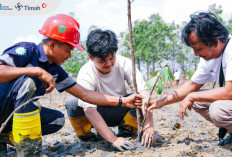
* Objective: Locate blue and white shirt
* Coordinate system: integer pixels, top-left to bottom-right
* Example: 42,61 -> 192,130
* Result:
0,42 -> 76,96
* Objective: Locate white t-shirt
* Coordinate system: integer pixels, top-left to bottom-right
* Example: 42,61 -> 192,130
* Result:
191,36 -> 232,84
77,55 -> 146,108
174,71 -> 180,80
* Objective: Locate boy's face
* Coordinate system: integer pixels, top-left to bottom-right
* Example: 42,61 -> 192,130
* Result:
89,52 -> 116,74
48,41 -> 74,65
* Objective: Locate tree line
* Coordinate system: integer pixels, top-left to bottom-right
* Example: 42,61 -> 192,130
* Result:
63,4 -> 232,80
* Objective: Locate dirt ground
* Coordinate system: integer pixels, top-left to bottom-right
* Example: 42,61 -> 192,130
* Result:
5,86 -> 232,157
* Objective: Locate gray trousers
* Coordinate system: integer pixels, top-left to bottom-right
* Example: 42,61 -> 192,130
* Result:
65,94 -> 136,127
193,100 -> 232,133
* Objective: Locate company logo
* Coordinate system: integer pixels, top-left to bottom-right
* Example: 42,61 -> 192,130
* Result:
58,25 -> 66,33
0,3 -> 13,10
0,0 -> 61,15
15,2 -> 23,11
15,2 -> 42,11
15,47 -> 26,55
42,3 -> 47,8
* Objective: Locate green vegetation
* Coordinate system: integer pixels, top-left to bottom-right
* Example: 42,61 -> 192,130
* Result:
62,45 -> 88,77
63,4 -> 232,80
145,61 -> 173,95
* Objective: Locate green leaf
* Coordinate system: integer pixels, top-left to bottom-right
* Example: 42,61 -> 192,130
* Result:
168,77 -> 173,87
162,67 -> 169,82
153,70 -> 159,77
145,76 -> 158,91
168,67 -> 174,80
156,80 -> 163,94
162,68 -> 166,81
165,67 -> 169,81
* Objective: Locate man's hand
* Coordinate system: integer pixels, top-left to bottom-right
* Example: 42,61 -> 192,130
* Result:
179,94 -> 194,120
112,137 -> 135,151
37,68 -> 55,94
122,94 -> 143,108
147,98 -> 164,111
141,124 -> 154,148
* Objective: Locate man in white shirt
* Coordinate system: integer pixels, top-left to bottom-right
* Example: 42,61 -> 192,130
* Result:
147,12 -> 232,146
65,29 -> 154,151
174,70 -> 181,84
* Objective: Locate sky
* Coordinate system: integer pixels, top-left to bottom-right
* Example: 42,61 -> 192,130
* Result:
0,0 -> 232,54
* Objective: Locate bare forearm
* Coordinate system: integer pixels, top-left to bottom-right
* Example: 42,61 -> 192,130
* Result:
67,85 -> 118,106
189,86 -> 232,102
139,89 -> 151,114
84,108 -> 116,143
139,89 -> 150,104
67,84 -> 134,107
139,89 -> 154,126
145,110 -> 153,126
84,90 -> 119,106
0,65 -> 42,83
158,80 -> 203,106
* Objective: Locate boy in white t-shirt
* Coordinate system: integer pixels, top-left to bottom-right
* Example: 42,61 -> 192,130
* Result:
65,29 -> 154,151
148,12 -> 232,146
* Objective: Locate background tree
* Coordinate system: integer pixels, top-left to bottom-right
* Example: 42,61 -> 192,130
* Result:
208,3 -> 224,23
65,4 -> 232,81
121,13 -> 173,79
62,44 -> 89,77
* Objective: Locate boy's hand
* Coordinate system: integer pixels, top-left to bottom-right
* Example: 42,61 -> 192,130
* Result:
112,137 -> 135,151
122,94 -> 143,108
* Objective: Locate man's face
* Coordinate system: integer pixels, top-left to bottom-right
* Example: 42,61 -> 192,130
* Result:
51,42 -> 74,65
189,31 -> 220,60
89,52 -> 116,74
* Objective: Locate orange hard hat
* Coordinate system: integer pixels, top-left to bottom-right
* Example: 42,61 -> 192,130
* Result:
39,14 -> 85,51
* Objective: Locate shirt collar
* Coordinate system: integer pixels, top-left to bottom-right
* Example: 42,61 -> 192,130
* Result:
38,42 -> 49,62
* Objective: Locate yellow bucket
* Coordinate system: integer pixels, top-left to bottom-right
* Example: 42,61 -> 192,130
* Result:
13,109 -> 42,144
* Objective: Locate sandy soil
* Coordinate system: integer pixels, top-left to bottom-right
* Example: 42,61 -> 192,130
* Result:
5,88 -> 232,157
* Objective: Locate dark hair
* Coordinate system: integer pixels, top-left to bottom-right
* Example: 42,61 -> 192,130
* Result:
42,38 -> 71,47
86,29 -> 118,60
181,12 -> 229,47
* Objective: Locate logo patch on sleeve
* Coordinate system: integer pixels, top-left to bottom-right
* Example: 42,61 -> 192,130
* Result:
15,47 -> 26,55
